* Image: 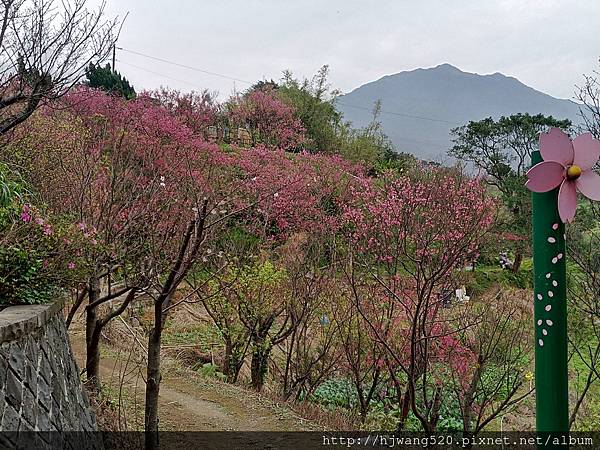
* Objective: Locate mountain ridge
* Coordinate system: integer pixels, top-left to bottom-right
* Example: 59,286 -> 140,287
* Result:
337,64 -> 581,161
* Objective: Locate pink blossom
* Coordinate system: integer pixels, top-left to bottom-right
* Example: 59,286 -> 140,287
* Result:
20,204 -> 31,222
526,128 -> 600,222
67,262 -> 76,269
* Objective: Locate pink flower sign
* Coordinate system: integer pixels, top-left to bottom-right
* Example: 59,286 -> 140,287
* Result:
526,128 -> 600,222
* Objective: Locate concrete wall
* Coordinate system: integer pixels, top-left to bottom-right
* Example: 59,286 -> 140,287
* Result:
0,302 -> 97,443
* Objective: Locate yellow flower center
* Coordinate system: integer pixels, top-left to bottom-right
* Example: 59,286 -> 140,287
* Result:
566,165 -> 582,180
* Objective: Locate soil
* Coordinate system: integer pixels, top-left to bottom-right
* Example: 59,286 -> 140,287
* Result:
68,325 -> 316,433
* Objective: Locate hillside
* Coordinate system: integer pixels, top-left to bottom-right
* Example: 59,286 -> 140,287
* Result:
337,63 -> 582,161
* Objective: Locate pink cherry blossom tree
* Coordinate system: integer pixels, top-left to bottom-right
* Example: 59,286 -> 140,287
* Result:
341,168 -> 495,431
228,88 -> 306,151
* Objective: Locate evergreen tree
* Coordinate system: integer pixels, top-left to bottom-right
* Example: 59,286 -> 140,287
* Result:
85,63 -> 136,99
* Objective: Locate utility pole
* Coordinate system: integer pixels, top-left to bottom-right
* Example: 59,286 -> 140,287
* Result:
112,43 -> 116,73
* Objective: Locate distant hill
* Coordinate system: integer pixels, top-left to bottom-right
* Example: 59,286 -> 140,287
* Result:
336,63 -> 582,161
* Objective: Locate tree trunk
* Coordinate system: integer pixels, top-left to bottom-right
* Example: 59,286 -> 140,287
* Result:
250,338 -> 270,391
511,249 -> 523,272
223,338 -> 233,382
397,387 -> 411,431
282,327 -> 297,397
358,388 -> 368,424
144,308 -> 163,450
223,338 -> 243,383
85,277 -> 101,392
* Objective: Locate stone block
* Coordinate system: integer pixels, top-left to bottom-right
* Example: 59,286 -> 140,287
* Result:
0,303 -> 97,435
37,376 -> 51,413
23,361 -> 37,395
24,334 -> 39,369
36,406 -> 50,431
21,387 -> 37,430
16,430 -> 37,450
5,369 -> 22,408
1,403 -> 20,431
0,352 -> 8,390
8,344 -> 25,379
0,341 -> 10,358
39,353 -> 51,385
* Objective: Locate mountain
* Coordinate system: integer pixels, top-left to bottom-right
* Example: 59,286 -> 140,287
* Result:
336,63 -> 582,161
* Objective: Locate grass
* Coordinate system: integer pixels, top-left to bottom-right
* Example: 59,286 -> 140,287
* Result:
466,262 -> 533,298
162,321 -> 223,354
569,341 -> 600,431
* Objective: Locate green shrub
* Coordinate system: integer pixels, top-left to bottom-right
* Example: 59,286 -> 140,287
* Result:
194,362 -> 226,381
310,378 -> 357,409
467,264 -> 533,297
0,246 -> 57,305
1,197 -> 91,305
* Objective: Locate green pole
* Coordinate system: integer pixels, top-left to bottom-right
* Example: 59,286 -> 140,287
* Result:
531,150 -> 569,436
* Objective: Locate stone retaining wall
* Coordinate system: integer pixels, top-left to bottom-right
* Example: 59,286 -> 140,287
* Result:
0,301 -> 97,445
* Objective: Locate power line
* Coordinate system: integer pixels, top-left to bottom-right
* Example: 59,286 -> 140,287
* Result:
335,101 -> 460,125
116,60 -> 213,91
116,58 -> 451,153
117,47 -> 253,85
116,47 -> 461,128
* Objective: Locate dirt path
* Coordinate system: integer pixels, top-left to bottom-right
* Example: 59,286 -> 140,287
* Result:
69,326 -> 316,432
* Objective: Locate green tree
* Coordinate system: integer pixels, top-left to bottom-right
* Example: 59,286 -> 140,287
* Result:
277,68 -> 403,172
449,113 -> 571,271
250,79 -> 279,93
85,63 -> 136,99
278,65 -> 344,154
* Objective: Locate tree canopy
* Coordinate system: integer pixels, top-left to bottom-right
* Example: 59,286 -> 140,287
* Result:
85,63 -> 136,99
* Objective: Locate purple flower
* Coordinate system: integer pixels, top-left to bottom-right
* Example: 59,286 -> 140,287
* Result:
21,204 -> 31,222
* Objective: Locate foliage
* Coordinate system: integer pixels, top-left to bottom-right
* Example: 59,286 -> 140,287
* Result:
162,322 -> 223,354
277,68 -> 400,171
449,114 -> 571,270
3,67 -> 583,435
150,87 -> 219,139
0,203 -> 91,305
311,378 -> 357,410
342,167 -> 496,431
228,88 -> 306,151
277,66 -> 342,154
85,63 -> 136,99
195,363 -> 227,382
0,0 -> 116,135
0,163 -> 25,208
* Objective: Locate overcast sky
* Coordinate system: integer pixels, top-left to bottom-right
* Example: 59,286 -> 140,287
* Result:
100,0 -> 600,101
